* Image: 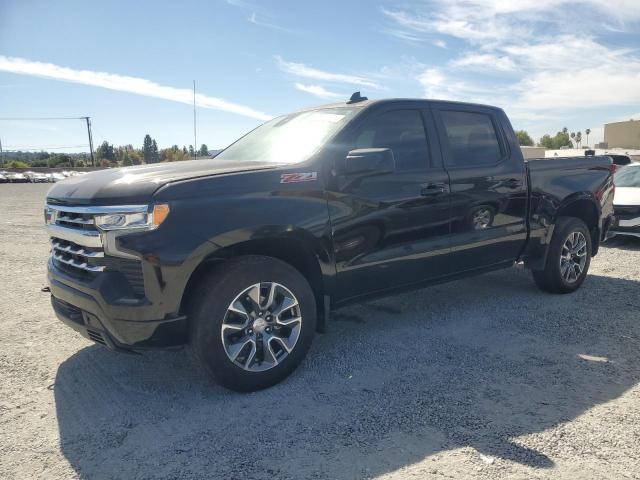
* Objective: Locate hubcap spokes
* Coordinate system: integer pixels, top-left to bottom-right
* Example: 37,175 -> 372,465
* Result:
221,282 -> 302,372
560,231 -> 587,283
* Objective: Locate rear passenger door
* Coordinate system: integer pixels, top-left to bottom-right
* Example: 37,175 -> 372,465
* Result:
430,104 -> 527,272
328,105 -> 452,302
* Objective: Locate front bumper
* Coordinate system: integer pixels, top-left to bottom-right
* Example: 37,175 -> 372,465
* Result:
48,258 -> 187,351
609,209 -> 640,238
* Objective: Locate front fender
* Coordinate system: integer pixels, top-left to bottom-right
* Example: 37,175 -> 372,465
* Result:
117,191 -> 334,315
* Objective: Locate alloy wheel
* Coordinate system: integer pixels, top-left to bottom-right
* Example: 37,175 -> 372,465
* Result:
559,231 -> 587,283
220,282 -> 302,372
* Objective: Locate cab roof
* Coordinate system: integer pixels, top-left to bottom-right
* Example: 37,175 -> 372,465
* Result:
292,97 -> 503,114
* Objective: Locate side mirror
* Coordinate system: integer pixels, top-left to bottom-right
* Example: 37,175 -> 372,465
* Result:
344,148 -> 395,174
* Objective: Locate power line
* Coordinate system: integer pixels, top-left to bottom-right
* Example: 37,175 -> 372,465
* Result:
0,116 -> 87,121
0,115 -> 96,166
5,145 -> 89,149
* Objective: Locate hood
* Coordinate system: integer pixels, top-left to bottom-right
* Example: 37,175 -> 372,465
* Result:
614,187 -> 640,206
46,159 -> 280,205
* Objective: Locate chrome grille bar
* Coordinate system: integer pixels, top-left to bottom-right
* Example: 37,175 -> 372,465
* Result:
56,215 -> 94,225
46,204 -> 149,214
46,224 -> 102,248
52,252 -> 105,272
51,239 -> 104,258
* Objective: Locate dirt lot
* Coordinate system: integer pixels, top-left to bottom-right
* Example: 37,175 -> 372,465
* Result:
1,183 -> 639,480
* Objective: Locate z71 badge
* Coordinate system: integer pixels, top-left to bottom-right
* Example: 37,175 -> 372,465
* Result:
280,172 -> 318,184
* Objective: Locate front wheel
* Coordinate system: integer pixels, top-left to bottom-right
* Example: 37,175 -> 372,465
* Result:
532,217 -> 592,294
187,255 -> 316,392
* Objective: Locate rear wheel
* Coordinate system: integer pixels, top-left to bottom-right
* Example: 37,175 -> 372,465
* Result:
187,255 -> 316,392
532,217 -> 592,294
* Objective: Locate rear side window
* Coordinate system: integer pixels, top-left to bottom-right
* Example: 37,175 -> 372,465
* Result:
440,111 -> 503,167
353,110 -> 430,170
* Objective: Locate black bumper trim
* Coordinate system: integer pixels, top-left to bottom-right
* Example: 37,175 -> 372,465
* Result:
49,273 -> 188,350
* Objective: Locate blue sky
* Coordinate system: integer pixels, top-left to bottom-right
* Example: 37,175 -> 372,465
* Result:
1,0 -> 640,153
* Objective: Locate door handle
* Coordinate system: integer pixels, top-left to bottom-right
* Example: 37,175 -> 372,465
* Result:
420,183 -> 448,196
504,178 -> 523,189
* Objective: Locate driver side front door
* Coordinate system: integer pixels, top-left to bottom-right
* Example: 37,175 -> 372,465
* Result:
326,106 -> 452,303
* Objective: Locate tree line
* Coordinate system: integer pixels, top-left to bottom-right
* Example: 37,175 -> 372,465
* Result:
3,128 -> 595,169
515,128 -> 592,149
1,134 -> 213,168
95,135 -> 210,167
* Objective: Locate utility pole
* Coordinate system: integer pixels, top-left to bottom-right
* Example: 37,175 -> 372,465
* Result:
193,80 -> 197,160
84,116 -> 95,167
0,135 -> 4,167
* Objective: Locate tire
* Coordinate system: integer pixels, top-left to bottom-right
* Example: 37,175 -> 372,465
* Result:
187,255 -> 316,392
532,216 -> 592,294
467,205 -> 495,230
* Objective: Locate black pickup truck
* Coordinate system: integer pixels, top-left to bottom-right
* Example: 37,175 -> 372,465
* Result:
45,97 -> 615,391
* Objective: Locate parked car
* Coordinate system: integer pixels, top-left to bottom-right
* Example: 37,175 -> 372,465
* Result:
25,172 -> 49,183
44,97 -> 614,391
49,172 -> 66,182
7,172 -> 28,183
610,163 -> 640,238
0,173 -> 7,183
608,154 -> 632,172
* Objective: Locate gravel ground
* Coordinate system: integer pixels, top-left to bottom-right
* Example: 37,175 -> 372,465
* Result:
1,183 -> 640,480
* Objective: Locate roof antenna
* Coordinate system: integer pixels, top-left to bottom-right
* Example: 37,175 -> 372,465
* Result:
347,91 -> 368,104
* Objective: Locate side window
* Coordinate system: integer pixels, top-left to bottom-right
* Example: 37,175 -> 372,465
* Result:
353,110 -> 430,170
440,111 -> 503,167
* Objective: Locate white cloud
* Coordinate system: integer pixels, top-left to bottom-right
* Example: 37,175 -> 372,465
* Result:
499,36 -> 634,71
248,11 -> 293,32
515,67 -> 640,110
0,56 -> 271,121
383,1 -> 640,125
417,68 -> 494,101
275,56 -> 381,89
383,1 -> 640,44
451,53 -> 517,72
294,83 -> 344,99
433,39 -> 447,49
380,6 -> 527,43
382,28 -> 425,43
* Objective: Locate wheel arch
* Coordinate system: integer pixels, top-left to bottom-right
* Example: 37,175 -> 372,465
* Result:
180,231 -> 330,332
555,195 -> 601,255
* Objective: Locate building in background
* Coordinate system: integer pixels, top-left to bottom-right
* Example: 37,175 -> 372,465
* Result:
544,148 -> 640,163
604,120 -> 640,149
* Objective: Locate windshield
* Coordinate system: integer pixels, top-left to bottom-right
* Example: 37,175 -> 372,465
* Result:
615,165 -> 640,188
216,107 -> 357,164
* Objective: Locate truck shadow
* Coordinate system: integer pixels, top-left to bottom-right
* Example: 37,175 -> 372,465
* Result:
603,236 -> 640,251
54,269 -> 640,479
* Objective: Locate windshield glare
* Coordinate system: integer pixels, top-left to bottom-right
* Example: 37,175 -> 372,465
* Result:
216,107 -> 357,164
615,165 -> 640,188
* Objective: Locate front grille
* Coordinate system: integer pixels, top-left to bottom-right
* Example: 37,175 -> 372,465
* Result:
48,205 -> 105,274
47,204 -> 145,296
56,211 -> 98,231
51,238 -> 105,272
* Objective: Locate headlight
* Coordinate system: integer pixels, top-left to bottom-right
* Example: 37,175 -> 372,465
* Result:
94,204 -> 170,231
